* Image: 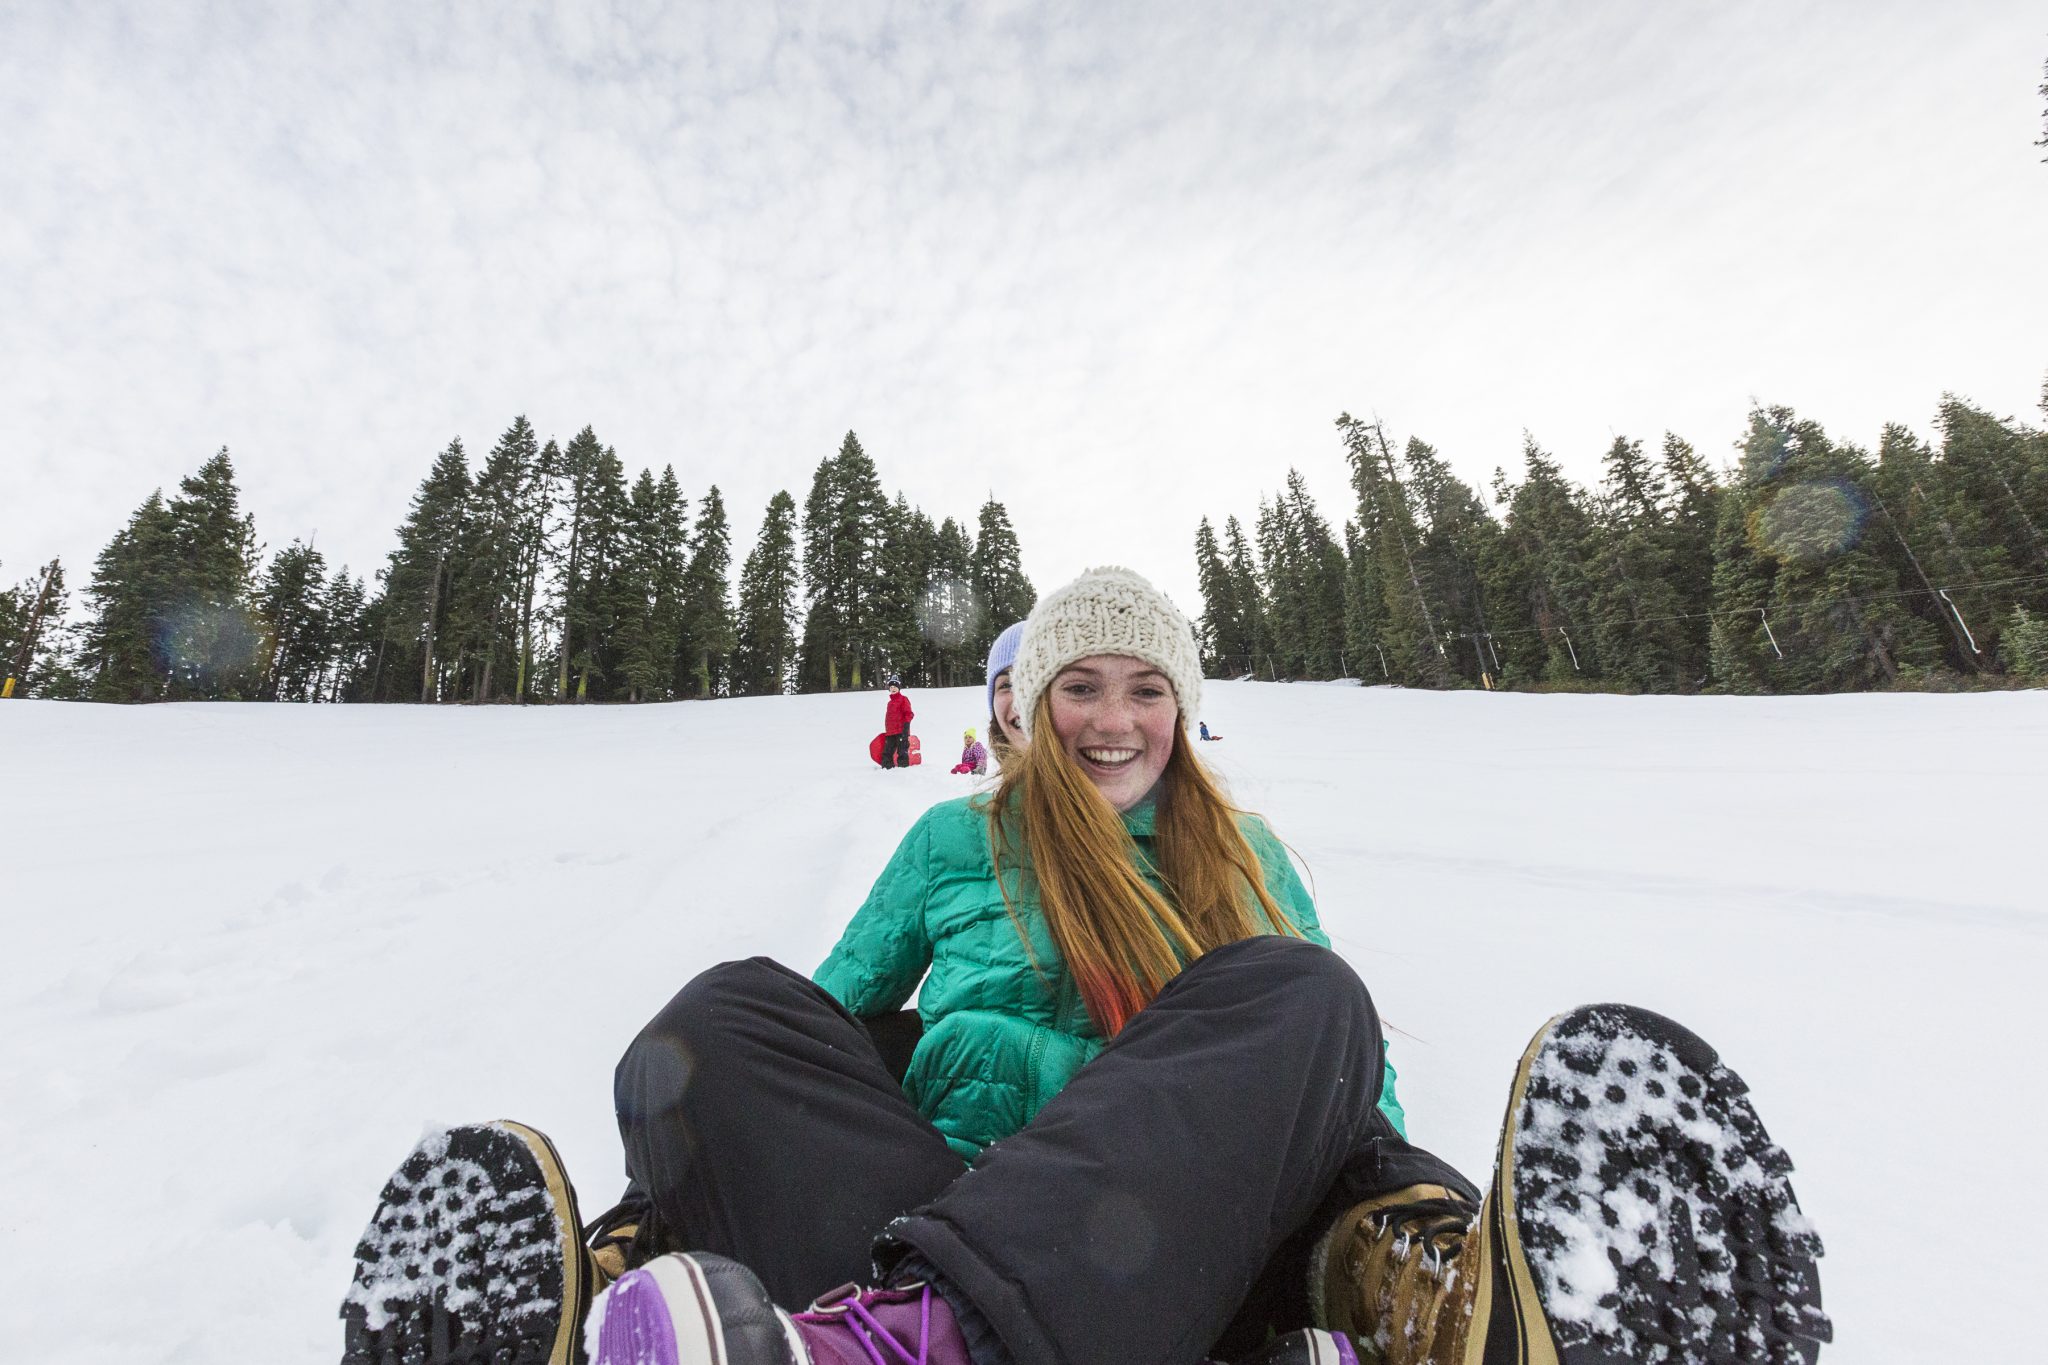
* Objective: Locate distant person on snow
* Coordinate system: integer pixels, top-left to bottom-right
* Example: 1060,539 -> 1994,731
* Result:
982,620 -> 1026,764
881,675 -> 913,769
950,729 -> 988,776
1199,720 -> 1222,741
342,566 -> 1831,1365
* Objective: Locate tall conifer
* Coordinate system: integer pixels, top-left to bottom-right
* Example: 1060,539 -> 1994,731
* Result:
734,491 -> 801,696
677,485 -> 735,699
969,497 -> 1034,661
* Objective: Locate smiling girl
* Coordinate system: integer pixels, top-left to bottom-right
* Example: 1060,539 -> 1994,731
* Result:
342,567 -> 1827,1365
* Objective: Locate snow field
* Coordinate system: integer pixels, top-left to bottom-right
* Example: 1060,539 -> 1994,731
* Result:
2,683 -> 2043,1363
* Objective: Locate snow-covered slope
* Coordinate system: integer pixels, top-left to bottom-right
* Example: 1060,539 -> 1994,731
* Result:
3,685 -> 2043,1363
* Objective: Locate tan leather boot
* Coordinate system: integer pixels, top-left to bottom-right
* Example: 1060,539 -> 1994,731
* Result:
1312,1184 -> 1481,1364
1322,1006 -> 1831,1365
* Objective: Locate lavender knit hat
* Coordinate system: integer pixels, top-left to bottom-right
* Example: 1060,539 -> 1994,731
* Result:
984,621 -> 1026,720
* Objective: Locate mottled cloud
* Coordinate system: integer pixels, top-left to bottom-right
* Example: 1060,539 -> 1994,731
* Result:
3,1 -> 2043,615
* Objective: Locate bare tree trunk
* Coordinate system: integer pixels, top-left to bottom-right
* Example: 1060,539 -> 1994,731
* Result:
6,560 -> 59,694
420,556 -> 445,703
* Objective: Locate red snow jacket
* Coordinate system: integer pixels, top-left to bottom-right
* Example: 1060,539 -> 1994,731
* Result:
885,691 -> 913,735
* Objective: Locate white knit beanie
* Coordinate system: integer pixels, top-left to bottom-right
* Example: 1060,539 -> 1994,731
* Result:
1010,566 -> 1203,739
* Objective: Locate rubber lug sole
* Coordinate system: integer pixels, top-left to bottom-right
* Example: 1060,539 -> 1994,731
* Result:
340,1120 -> 591,1365
1474,1005 -> 1830,1365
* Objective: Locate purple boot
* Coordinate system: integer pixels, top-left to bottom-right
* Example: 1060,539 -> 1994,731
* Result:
588,1250 -> 1364,1365
587,1253 -> 970,1365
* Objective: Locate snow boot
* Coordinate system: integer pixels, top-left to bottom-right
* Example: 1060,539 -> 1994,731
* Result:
341,1121 -> 596,1365
585,1254 -> 971,1365
585,1198 -> 649,1289
588,1257 -> 1366,1365
1311,1184 -> 1481,1363
1317,1006 -> 1831,1364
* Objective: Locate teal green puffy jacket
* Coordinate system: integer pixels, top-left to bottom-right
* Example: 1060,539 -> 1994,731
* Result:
814,794 -> 1406,1162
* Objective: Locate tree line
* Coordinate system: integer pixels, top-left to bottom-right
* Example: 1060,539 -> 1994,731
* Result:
1,424 -> 1035,703
1194,395 -> 2048,692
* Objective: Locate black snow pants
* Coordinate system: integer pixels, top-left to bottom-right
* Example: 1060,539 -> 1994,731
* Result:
612,936 -> 1477,1365
881,732 -> 910,768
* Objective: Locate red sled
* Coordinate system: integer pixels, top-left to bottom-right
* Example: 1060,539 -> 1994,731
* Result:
870,733 -> 923,766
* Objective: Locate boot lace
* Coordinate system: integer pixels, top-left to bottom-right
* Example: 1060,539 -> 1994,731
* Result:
804,1283 -> 937,1365
1371,1195 -> 1474,1270
1333,1190 -> 1479,1365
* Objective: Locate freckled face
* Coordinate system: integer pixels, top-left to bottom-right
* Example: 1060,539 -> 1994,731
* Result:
1046,654 -> 1178,811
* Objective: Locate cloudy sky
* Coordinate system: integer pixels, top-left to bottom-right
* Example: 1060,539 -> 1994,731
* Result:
4,1 -> 2043,618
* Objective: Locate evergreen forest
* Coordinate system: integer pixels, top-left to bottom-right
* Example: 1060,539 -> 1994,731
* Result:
1193,397 -> 2048,692
10,392 -> 2048,704
2,425 -> 1035,704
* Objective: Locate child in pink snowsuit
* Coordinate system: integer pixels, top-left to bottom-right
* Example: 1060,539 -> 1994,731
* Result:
950,729 -> 988,776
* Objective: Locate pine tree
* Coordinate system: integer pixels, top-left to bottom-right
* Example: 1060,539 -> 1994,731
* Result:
1587,436 -> 1689,691
82,491 -> 179,701
514,438 -> 563,703
369,440 -> 471,702
162,448 -> 263,699
566,443 -> 631,700
969,496 -> 1035,662
1337,415 -> 1448,686
677,485 -> 735,699
1341,520 -> 1390,680
1254,496 -> 1300,675
1869,422 -> 1989,673
1221,515 -> 1268,679
1931,398 -> 2048,657
256,539 -> 331,701
799,433 -> 887,691
1661,435 -> 1720,688
870,494 -> 931,684
922,516 -> 977,686
449,417 -> 539,702
1,559 -> 72,698
321,567 -> 369,702
1403,442 -> 1497,686
613,469 -> 669,702
733,491 -> 801,696
1192,517 -> 1239,676
1488,438 -> 1602,685
553,427 -> 602,700
648,467 -> 690,698
1713,406 -> 1936,691
2005,605 -> 2048,677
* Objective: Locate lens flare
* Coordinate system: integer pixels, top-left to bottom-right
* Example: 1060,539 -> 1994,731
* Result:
917,578 -> 981,648
1753,480 -> 1867,562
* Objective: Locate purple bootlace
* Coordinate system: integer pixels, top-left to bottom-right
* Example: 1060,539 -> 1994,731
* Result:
801,1284 -> 935,1365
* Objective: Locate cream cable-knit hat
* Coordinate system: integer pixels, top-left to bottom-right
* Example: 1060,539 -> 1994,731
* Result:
1010,566 -> 1202,739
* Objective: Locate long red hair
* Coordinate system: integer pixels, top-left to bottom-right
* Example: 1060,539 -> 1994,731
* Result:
986,695 -> 1303,1036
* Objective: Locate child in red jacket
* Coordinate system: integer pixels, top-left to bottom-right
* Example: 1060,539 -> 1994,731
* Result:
881,677 -> 913,768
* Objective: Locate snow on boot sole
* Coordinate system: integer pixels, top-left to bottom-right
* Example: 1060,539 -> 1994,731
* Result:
1471,1005 -> 1830,1365
340,1121 -> 592,1365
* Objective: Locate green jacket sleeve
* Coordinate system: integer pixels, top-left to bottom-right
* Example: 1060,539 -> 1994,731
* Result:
1243,815 -> 1407,1139
814,810 -> 936,1016
1244,816 -> 1329,949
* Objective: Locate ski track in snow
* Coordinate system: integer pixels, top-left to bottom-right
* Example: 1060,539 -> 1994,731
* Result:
2,684 -> 2044,1363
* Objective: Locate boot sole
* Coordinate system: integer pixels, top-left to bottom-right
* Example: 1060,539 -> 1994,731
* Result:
587,1253 -> 805,1365
1470,1006 -> 1830,1364
341,1120 -> 591,1365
